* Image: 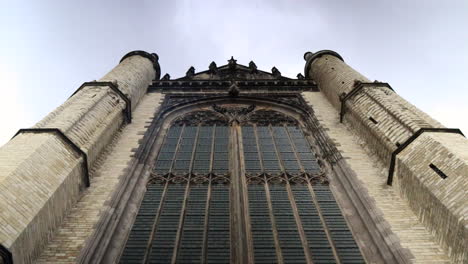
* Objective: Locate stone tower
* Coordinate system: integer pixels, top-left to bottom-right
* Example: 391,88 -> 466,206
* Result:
0,50 -> 465,264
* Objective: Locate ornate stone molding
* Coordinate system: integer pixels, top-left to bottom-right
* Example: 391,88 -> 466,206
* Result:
212,104 -> 256,124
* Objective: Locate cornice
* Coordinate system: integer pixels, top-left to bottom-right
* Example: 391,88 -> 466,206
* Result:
148,79 -> 318,93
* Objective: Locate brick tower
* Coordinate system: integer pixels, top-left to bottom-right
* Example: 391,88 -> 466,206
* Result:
0,50 -> 465,263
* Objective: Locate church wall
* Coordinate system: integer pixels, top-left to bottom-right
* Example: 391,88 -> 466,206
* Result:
0,133 -> 84,264
302,91 -> 450,263
36,92 -> 164,263
0,53 -> 157,263
397,132 -> 467,263
305,53 -> 467,263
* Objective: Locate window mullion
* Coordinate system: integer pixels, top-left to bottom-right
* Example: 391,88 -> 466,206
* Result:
285,126 -> 342,263
169,125 -> 186,175
171,126 -> 200,263
143,125 -> 186,264
201,180 -> 211,264
269,125 -> 314,264
237,125 -> 256,264
307,184 -> 342,264
209,125 -> 216,173
263,179 -> 285,264
283,125 -> 306,172
252,124 -> 265,172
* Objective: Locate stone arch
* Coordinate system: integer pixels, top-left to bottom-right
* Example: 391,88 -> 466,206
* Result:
154,95 -> 313,130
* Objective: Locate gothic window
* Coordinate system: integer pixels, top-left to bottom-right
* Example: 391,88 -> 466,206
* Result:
120,105 -> 364,263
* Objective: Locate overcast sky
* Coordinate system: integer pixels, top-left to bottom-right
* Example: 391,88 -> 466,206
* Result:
0,0 -> 467,146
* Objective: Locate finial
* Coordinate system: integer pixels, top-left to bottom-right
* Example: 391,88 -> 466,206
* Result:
209,61 -> 218,74
297,73 -> 304,79
186,66 -> 195,77
272,67 -> 281,77
228,56 -> 237,70
162,73 -> 171,80
249,61 -> 258,73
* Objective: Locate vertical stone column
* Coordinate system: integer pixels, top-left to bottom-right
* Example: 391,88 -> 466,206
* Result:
304,50 -> 467,263
0,51 -> 160,264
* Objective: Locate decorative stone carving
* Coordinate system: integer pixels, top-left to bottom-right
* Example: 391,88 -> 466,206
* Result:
249,61 -> 258,73
209,61 -> 218,74
186,66 -> 195,77
247,109 -> 298,126
272,66 -> 281,77
228,56 -> 237,70
212,104 -> 256,124
162,73 -> 171,80
172,110 -> 228,126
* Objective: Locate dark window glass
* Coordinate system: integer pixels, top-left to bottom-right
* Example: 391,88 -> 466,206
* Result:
269,185 -> 307,263
292,185 -> 336,264
120,185 -> 164,263
177,185 -> 208,263
248,185 -> 277,263
123,110 -> 364,264
206,184 -> 230,264
149,184 -> 186,263
313,185 -> 364,263
212,126 -> 229,174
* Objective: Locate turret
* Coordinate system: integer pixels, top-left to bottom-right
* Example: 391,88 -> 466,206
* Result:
0,51 -> 160,264
304,50 -> 467,263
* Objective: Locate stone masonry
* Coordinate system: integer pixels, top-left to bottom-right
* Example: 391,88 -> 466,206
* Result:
304,51 -> 467,263
35,92 -> 164,263
303,91 -> 450,263
0,51 -> 159,264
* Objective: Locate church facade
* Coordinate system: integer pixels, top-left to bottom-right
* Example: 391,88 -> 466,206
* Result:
0,50 -> 466,263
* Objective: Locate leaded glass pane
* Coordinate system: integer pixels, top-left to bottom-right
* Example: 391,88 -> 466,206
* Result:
242,126 -> 262,174
313,185 -> 364,263
120,185 -> 164,263
212,126 -> 229,174
192,126 -> 213,174
149,184 -> 186,263
177,185 -> 208,263
292,185 -> 336,264
123,108 -> 365,264
248,185 -> 277,263
269,185 -> 307,263
257,127 -> 281,173
172,126 -> 197,174
206,185 -> 230,263
286,127 -> 320,174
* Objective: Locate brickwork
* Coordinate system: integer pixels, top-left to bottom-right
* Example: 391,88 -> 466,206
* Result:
303,92 -> 451,263
307,54 -> 442,163
398,132 -> 467,263
305,51 -> 467,263
0,134 -> 83,264
0,52 -> 157,263
35,92 -> 164,263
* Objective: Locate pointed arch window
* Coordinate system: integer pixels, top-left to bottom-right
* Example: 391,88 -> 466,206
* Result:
119,104 -> 364,264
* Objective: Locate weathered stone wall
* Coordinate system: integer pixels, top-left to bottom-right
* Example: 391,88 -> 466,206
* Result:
0,52 -> 158,264
303,91 -> 450,263
304,51 -> 467,263
397,132 -> 467,263
36,92 -> 164,263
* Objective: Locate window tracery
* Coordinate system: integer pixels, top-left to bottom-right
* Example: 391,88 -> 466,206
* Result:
120,103 -> 363,264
